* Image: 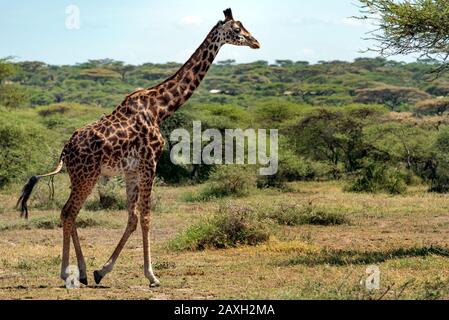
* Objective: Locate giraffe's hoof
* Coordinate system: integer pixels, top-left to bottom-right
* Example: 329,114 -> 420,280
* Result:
93,270 -> 103,285
150,279 -> 160,288
79,277 -> 88,286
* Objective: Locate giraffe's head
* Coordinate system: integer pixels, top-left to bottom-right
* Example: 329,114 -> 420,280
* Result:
217,8 -> 260,49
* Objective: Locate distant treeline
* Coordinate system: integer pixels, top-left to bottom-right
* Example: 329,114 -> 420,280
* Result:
2,57 -> 449,195
2,57 -> 449,110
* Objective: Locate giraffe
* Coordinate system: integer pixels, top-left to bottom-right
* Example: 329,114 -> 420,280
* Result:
17,8 -> 260,288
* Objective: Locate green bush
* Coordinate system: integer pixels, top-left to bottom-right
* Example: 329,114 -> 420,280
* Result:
259,203 -> 350,226
168,203 -> 273,251
346,162 -> 407,195
0,114 -> 61,188
84,177 -> 163,212
429,127 -> 449,193
0,83 -> 29,109
256,149 -> 325,189
184,166 -> 257,202
414,98 -> 449,116
84,178 -> 127,211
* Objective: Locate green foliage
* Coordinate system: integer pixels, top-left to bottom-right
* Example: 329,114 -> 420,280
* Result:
0,57 -> 17,81
0,84 -> 28,108
425,81 -> 449,96
85,178 -> 127,211
414,98 -> 449,116
0,109 -> 61,188
187,103 -> 251,129
168,203 -> 273,251
78,68 -> 121,83
184,166 -> 257,202
0,58 -> 28,108
347,162 -> 407,195
250,100 -> 305,128
260,203 -> 350,226
359,0 -> 449,69
288,105 -> 386,174
2,56 -> 449,195
9,57 -> 449,109
429,127 -> 449,193
355,85 -> 430,110
257,146 -> 338,189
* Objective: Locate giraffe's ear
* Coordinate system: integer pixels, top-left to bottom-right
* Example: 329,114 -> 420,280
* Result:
223,8 -> 233,21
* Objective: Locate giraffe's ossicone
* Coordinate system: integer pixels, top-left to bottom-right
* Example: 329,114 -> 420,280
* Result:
16,8 -> 260,288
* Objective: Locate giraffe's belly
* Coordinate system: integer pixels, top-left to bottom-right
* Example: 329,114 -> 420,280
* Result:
100,156 -> 140,177
100,165 -> 121,177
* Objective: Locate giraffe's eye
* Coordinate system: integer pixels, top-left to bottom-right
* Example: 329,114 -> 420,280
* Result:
233,27 -> 241,33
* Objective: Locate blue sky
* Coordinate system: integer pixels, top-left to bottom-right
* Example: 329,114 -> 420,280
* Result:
0,0 -> 415,65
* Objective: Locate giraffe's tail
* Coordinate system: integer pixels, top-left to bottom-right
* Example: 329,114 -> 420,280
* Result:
16,158 -> 64,219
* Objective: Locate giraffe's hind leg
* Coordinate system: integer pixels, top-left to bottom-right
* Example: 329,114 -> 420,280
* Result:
60,175 -> 98,284
137,165 -> 160,287
94,171 -> 139,284
72,226 -> 88,285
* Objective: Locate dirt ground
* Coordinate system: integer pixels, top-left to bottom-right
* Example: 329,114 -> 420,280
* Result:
2,182 -> 449,300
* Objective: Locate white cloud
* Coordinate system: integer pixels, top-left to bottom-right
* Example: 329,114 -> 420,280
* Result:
180,15 -> 203,26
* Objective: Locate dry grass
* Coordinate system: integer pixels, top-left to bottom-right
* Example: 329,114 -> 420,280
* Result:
2,180 -> 449,299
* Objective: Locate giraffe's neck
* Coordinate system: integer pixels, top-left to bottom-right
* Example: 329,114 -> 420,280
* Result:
155,24 -> 224,123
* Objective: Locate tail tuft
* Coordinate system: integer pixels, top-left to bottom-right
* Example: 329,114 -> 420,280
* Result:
16,176 -> 40,219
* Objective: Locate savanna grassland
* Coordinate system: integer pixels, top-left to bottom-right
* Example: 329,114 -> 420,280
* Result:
2,179 -> 449,300
3,57 -> 449,300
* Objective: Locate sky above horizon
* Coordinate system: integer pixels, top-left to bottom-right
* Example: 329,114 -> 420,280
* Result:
0,0 -> 417,66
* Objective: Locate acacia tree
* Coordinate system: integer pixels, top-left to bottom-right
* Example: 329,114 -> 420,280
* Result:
0,58 -> 28,108
0,57 -> 16,82
359,0 -> 449,71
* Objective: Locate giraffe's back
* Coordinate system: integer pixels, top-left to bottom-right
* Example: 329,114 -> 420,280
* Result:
63,110 -> 164,179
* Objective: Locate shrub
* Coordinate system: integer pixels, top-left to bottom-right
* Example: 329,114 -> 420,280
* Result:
259,203 -> 350,226
0,118 -> 60,188
38,105 -> 69,117
355,85 -> 430,110
429,127 -> 449,193
168,203 -> 273,251
0,84 -> 29,109
346,162 -> 407,195
84,178 -> 127,211
256,149 -> 331,189
287,105 -> 386,175
414,98 -> 449,116
84,178 -> 163,212
184,166 -> 257,202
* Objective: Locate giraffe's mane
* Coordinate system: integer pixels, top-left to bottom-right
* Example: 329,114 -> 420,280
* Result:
156,22 -> 221,86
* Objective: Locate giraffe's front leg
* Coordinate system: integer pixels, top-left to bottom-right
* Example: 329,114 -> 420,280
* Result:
137,167 -> 160,288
